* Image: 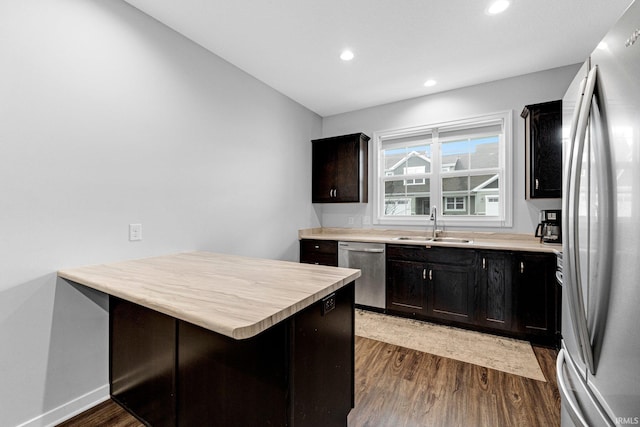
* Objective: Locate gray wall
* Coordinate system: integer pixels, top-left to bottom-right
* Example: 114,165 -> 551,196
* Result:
0,0 -> 321,425
0,1 -> 581,425
320,65 -> 578,234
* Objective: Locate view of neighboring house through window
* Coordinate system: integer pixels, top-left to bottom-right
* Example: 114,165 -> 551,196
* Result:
374,112 -> 512,227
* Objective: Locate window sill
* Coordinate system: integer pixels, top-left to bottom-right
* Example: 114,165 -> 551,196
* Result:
374,216 -> 512,228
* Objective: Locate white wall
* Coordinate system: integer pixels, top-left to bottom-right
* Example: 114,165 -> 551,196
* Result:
320,65 -> 579,234
0,0 -> 321,425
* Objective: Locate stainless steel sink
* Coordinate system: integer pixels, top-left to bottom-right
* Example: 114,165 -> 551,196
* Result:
428,237 -> 473,244
393,236 -> 473,243
393,236 -> 431,241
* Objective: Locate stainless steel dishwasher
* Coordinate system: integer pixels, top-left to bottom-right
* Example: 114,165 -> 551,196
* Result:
338,241 -> 385,309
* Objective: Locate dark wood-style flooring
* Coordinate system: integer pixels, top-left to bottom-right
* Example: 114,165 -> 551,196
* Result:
57,336 -> 560,427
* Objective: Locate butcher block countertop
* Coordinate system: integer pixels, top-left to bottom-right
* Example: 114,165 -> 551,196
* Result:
57,251 -> 361,340
299,227 -> 561,254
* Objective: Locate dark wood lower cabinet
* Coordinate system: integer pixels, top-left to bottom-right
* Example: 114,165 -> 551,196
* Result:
178,320 -> 289,426
428,261 -> 475,324
476,251 -> 514,331
386,258 -> 427,316
386,244 -> 559,345
110,298 -> 176,427
299,239 -> 338,266
514,252 -> 558,343
110,283 -> 355,427
386,245 -> 476,326
291,286 -> 355,427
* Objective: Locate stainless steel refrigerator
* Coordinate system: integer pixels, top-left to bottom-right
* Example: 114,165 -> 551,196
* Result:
558,0 -> 640,425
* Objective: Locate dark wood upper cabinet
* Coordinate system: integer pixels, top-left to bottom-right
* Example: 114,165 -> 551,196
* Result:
312,133 -> 369,203
521,100 -> 562,199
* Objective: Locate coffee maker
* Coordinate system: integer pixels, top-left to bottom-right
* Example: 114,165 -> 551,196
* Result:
535,209 -> 562,244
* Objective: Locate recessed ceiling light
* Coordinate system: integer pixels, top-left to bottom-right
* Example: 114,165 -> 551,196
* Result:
597,41 -> 609,50
486,0 -> 510,15
340,50 -> 354,61
424,79 -> 437,87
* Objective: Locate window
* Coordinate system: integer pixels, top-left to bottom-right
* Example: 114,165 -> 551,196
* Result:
404,166 -> 426,185
373,112 -> 512,227
445,196 -> 466,211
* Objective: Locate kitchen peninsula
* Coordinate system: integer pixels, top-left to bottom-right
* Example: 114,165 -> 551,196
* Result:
58,251 -> 360,427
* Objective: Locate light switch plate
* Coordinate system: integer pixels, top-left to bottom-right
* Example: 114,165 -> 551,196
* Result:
129,223 -> 142,241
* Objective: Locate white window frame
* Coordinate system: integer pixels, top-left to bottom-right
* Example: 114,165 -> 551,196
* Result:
444,196 -> 466,211
403,166 -> 426,186
372,111 -> 513,228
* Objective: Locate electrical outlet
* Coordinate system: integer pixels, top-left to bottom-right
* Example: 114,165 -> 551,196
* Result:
348,217 -> 354,225
321,293 -> 336,316
129,224 -> 142,241
363,216 -> 371,225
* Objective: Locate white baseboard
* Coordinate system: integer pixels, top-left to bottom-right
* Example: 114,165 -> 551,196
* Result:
16,385 -> 110,427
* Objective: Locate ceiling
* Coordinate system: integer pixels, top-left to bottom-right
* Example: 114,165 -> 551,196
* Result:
123,0 -> 632,117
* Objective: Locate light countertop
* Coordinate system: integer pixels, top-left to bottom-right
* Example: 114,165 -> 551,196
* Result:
57,251 -> 361,340
299,227 -> 561,254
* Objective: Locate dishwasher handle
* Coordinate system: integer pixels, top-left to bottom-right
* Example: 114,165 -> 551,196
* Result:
338,247 -> 385,253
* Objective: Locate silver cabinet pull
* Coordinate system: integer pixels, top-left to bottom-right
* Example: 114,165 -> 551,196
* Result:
482,257 -> 486,269
429,269 -> 433,281
520,261 -> 524,274
422,269 -> 426,280
535,178 -> 539,190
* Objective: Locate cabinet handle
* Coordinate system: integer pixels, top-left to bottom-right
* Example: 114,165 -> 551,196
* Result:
520,261 -> 525,274
429,269 -> 433,281
482,257 -> 486,269
535,178 -> 539,190
423,269 -> 426,280
334,188 -> 337,198
314,245 -> 320,249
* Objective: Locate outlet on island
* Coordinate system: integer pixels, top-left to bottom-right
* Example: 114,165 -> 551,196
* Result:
322,293 -> 336,316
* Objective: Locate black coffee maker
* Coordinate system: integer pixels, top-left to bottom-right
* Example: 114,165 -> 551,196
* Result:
535,209 -> 562,244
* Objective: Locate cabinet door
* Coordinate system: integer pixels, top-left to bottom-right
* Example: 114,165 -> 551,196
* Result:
514,253 -> 556,339
477,251 -> 513,331
300,239 -> 338,266
427,263 -> 475,324
311,133 -> 369,203
386,259 -> 426,317
311,138 -> 338,203
523,100 -> 562,199
332,136 -> 362,202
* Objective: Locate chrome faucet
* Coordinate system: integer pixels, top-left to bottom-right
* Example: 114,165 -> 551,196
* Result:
430,206 -> 438,239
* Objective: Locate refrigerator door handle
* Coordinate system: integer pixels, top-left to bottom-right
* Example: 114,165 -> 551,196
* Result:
590,63 -> 616,374
564,73 -> 590,372
567,66 -> 598,374
556,349 -> 590,427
